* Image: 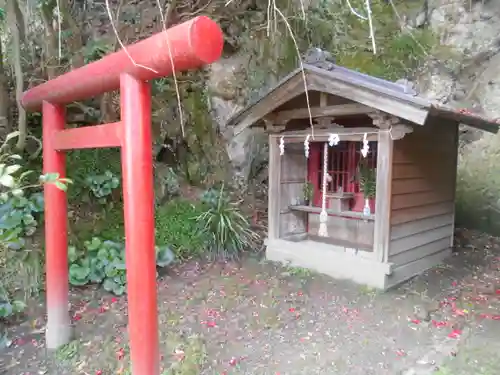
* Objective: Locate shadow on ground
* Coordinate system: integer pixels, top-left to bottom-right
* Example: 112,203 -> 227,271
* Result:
1,229 -> 500,375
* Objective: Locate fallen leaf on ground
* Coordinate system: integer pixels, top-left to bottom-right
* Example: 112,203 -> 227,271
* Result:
432,320 -> 447,328
448,329 -> 462,339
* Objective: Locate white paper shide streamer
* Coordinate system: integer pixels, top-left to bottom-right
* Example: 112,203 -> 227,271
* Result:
328,133 -> 340,147
304,135 -> 311,158
318,142 -> 329,237
361,133 -> 369,158
274,130 -> 375,235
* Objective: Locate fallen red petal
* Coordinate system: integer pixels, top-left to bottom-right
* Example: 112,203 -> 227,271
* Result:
229,357 -> 238,366
116,348 -> 125,360
410,319 -> 421,324
448,329 -> 462,339
173,349 -> 185,362
13,338 -> 25,346
200,320 -> 217,327
454,309 -> 466,316
432,320 -> 447,328
396,349 -> 406,357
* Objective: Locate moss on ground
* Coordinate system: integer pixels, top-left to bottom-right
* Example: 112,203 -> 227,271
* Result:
155,199 -> 207,260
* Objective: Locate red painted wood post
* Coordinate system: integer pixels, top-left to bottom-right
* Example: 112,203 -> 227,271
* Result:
42,102 -> 72,349
120,73 -> 158,375
21,16 -> 224,373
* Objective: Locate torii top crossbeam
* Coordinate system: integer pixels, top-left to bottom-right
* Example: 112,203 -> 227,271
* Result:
22,16 -> 222,111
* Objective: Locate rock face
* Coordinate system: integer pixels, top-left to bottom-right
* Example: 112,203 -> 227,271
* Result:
206,0 -> 500,178
416,0 -> 500,119
207,53 -> 268,180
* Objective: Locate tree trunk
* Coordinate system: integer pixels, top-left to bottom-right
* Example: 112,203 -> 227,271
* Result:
0,38 -> 11,140
40,0 -> 58,80
59,0 -> 85,69
6,0 -> 27,151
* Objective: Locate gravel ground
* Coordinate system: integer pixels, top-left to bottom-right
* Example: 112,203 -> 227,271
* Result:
1,229 -> 500,375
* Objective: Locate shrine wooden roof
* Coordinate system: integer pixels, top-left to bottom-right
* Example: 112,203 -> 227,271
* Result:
226,64 -> 500,135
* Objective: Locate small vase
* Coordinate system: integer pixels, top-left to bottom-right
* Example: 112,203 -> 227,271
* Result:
363,198 -> 371,216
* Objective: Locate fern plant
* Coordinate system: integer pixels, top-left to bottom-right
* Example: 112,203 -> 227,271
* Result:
356,162 -> 376,199
196,185 -> 258,260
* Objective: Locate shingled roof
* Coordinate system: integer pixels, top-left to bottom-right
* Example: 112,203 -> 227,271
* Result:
226,63 -> 500,135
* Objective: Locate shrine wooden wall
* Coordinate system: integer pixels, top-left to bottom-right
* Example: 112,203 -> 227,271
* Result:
386,118 -> 459,287
278,143 -> 308,237
308,214 -> 374,250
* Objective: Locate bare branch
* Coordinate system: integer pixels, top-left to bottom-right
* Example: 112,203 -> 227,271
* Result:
105,0 -> 158,74
55,0 -> 62,59
346,0 -> 367,20
273,6 -> 314,137
155,0 -> 185,137
365,0 -> 376,54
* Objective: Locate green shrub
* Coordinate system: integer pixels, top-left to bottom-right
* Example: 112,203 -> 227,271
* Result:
0,191 -> 45,297
200,186 -> 229,207
0,291 -> 26,348
84,170 -> 120,205
0,136 -> 72,298
0,274 -> 26,322
93,204 -> 124,241
0,295 -> 25,320
0,191 -> 44,250
163,167 -> 181,197
154,166 -> 181,206
66,148 -> 121,201
155,199 -> 207,260
195,185 -> 259,260
68,237 -> 175,295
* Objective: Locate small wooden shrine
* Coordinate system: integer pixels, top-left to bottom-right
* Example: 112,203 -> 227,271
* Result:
226,63 -> 500,290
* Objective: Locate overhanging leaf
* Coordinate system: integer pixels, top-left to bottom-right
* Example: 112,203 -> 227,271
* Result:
0,174 -> 15,188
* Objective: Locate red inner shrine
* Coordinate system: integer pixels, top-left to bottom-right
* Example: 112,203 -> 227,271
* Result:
308,140 -> 378,211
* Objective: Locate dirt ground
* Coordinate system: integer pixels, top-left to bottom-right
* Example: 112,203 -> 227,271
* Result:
1,229 -> 500,375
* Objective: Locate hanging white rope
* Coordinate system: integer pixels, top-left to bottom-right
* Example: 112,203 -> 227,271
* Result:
318,142 -> 329,237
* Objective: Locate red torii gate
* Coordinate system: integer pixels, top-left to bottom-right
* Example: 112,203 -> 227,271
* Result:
21,17 -> 223,375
